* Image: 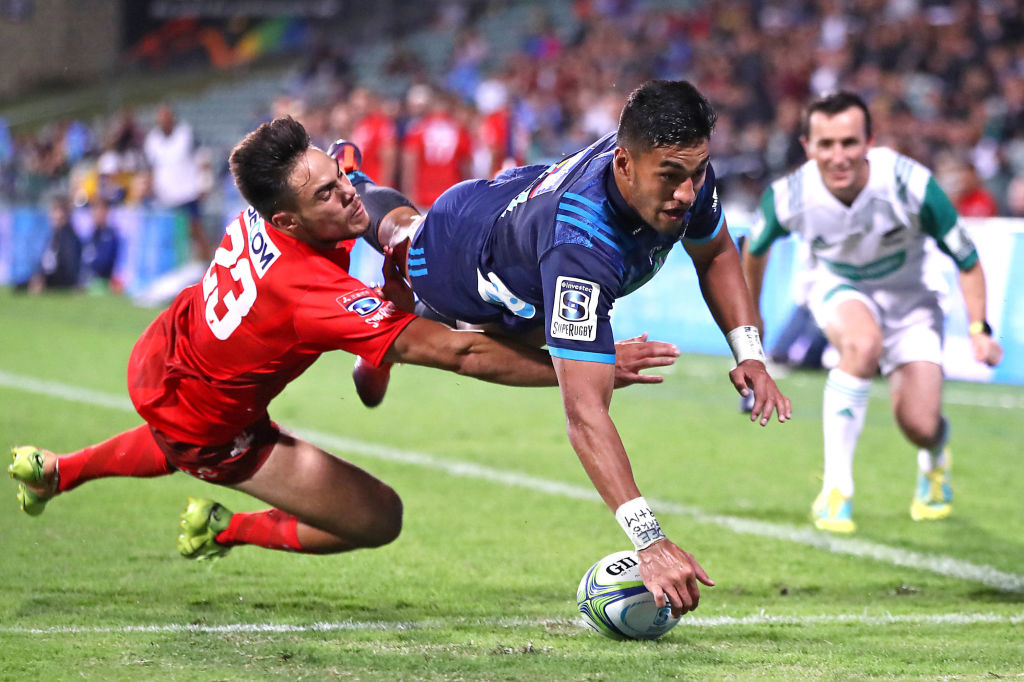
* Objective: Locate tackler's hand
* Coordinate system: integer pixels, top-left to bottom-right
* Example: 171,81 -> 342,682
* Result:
613,333 -> 680,387
378,238 -> 415,313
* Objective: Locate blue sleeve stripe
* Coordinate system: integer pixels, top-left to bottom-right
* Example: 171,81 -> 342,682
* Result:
409,267 -> 429,277
563,192 -> 605,216
557,202 -> 618,240
548,346 -> 616,364
682,211 -> 725,244
409,247 -> 425,255
556,214 -> 622,253
408,257 -> 427,266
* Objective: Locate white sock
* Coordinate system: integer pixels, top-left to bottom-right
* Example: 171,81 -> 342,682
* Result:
822,368 -> 872,498
916,417 -> 950,472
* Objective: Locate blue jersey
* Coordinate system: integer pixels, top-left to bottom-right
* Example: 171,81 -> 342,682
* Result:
409,133 -> 723,363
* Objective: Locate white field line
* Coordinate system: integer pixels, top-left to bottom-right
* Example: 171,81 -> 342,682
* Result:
2,369 -> 1023,594
2,612 -> 1023,635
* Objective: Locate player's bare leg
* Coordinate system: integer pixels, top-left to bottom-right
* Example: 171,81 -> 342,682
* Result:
828,300 -> 883,380
10,427 -> 173,516
227,430 -> 403,554
890,360 -> 952,520
888,361 -> 944,448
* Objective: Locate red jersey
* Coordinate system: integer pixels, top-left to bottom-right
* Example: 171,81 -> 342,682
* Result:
956,188 -> 998,218
478,109 -> 527,178
351,111 -> 398,185
403,112 -> 472,206
127,207 -> 415,445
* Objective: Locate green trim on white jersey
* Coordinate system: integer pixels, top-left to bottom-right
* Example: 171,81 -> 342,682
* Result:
922,177 -> 979,270
748,185 -> 789,256
749,147 -> 979,286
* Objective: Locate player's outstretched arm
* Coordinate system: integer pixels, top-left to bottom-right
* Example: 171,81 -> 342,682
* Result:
553,355 -> 714,616
686,225 -> 792,425
385,317 -> 557,386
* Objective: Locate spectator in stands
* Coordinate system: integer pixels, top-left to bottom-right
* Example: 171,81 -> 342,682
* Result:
400,87 -> 473,209
348,87 -> 399,188
474,77 -> 528,179
143,104 -> 212,263
5,0 -> 1024,223
30,195 -> 82,293
952,159 -> 1000,218
1006,175 -> 1024,218
82,198 -> 121,292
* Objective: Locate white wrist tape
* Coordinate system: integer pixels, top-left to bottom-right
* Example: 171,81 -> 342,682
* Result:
726,325 -> 767,366
615,496 -> 667,551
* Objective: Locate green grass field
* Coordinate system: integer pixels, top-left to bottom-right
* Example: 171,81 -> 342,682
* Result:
1,290 -> 1023,681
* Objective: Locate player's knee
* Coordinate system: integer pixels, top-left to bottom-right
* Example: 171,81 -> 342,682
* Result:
361,484 -> 404,548
836,334 -> 882,368
895,410 -> 942,448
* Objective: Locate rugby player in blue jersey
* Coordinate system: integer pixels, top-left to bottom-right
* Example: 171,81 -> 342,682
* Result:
333,80 -> 792,616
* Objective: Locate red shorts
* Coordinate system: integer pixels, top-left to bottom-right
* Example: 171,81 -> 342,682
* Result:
149,416 -> 280,485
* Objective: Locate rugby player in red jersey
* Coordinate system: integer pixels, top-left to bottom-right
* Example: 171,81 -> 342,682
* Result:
9,117 -> 678,561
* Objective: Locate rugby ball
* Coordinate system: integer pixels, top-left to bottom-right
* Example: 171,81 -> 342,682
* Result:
576,550 -> 680,640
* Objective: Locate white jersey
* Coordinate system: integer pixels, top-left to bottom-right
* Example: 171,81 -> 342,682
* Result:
748,146 -> 978,291
144,122 -> 201,208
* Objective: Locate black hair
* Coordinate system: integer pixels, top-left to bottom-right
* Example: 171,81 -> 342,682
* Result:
617,80 -> 717,153
802,91 -> 873,138
229,116 -> 311,222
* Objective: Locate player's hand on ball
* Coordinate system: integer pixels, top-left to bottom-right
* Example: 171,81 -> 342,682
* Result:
612,333 -> 680,387
730,360 -> 792,426
637,539 -> 714,618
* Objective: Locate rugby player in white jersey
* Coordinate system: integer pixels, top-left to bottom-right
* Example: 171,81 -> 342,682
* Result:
742,91 -> 1002,532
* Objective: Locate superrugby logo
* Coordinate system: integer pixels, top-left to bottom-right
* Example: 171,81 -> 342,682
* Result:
550,276 -> 600,341
337,290 -> 392,328
346,296 -> 384,316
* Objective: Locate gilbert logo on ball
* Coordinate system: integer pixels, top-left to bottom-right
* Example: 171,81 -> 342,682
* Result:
576,550 -> 680,640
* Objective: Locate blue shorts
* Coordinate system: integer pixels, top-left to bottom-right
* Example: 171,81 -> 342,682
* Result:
409,180 -> 543,337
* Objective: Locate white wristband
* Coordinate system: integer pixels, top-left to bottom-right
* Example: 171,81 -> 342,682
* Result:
726,325 -> 767,366
615,496 -> 667,551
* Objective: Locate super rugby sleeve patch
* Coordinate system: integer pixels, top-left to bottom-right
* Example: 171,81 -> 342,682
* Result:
550,276 -> 600,341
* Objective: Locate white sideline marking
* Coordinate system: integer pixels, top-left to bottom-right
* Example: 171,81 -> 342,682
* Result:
3,612 -> 1023,635
2,369 -> 1023,594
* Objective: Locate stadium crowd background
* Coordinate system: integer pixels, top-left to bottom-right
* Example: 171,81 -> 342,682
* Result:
2,0 -> 1024,293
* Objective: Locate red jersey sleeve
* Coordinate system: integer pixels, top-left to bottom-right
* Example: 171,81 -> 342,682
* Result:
292,273 -> 415,368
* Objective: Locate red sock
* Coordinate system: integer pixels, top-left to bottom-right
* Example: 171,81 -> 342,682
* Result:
57,425 -> 174,492
216,509 -> 303,552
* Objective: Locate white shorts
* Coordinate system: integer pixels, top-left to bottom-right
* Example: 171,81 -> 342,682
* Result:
807,276 -> 944,376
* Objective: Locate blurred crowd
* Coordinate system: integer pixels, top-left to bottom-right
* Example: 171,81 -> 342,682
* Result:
228,0 -> 1024,218
3,0 -> 1024,293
